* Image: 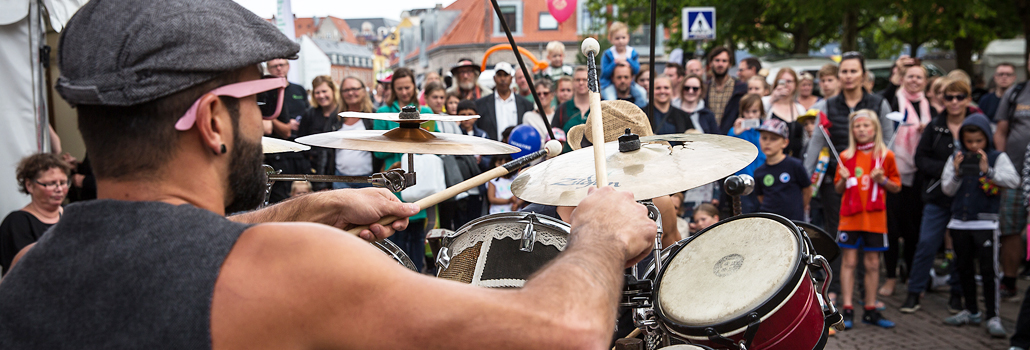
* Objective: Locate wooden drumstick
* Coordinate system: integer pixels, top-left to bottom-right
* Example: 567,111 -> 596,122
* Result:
581,37 -> 607,188
345,141 -> 563,236
588,91 -> 607,188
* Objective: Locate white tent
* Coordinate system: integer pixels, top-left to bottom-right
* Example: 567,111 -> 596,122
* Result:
0,0 -> 85,215
293,36 -> 332,90
983,39 -> 1027,83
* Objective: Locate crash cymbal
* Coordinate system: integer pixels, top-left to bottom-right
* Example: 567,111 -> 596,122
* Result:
294,127 -> 519,155
262,137 -> 310,154
511,134 -> 758,206
338,111 -> 478,123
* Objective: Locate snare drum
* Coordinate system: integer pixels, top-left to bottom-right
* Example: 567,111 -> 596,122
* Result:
372,239 -> 418,272
654,214 -> 827,350
436,212 -> 569,288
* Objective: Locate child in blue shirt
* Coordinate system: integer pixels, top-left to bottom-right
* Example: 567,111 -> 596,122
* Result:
755,118 -> 812,221
600,21 -> 643,100
727,93 -> 766,213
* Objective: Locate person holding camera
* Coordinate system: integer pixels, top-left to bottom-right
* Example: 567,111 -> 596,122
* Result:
902,78 -> 978,313
939,113 -> 1017,337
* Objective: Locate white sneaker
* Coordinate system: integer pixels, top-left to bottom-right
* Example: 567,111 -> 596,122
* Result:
988,317 -> 1007,338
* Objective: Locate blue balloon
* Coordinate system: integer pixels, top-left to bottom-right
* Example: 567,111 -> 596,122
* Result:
508,124 -> 542,159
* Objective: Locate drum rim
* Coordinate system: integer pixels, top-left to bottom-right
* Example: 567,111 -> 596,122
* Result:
792,220 -> 840,263
653,213 -> 808,336
442,211 -> 570,248
372,239 -> 418,272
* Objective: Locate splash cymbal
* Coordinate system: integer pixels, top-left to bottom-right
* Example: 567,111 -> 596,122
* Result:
295,127 -> 519,155
511,134 -> 758,206
262,137 -> 310,154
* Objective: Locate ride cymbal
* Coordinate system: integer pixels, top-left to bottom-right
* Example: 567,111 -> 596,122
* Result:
295,127 -> 519,155
511,134 -> 757,206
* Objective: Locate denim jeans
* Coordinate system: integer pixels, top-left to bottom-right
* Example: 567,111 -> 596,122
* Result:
907,203 -> 961,294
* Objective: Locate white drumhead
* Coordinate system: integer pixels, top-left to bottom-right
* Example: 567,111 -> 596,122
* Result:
657,216 -> 799,326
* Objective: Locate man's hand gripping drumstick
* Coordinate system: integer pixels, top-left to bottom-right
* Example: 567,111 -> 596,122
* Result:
343,140 -> 564,240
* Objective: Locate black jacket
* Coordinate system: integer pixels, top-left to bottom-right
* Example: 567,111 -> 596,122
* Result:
474,93 -> 535,141
914,107 -> 978,207
646,104 -> 694,134
299,108 -> 382,182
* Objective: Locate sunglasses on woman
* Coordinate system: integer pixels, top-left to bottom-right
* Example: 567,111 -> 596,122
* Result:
943,94 -> 968,102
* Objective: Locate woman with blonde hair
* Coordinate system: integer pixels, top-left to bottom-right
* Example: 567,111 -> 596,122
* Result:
763,68 -> 806,158
298,75 -> 343,190
797,72 -> 820,110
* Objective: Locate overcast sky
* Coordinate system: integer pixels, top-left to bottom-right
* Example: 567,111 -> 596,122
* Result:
233,0 -> 458,21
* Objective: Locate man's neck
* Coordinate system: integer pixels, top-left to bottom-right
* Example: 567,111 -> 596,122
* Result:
714,75 -> 729,87
574,93 -> 590,105
997,86 -> 1011,97
617,88 -> 631,98
766,152 -> 786,165
672,86 -> 682,96
496,89 -> 511,100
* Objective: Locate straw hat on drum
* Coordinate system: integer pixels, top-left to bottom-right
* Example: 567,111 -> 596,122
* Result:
566,100 -> 654,150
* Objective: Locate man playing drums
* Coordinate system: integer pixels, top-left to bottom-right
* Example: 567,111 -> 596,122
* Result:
0,1 -> 657,349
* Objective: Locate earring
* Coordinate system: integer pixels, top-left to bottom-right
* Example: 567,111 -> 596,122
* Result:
220,144 -> 227,154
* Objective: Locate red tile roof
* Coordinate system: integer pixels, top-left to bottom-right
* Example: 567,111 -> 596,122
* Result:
432,0 -> 580,49
327,16 -> 359,44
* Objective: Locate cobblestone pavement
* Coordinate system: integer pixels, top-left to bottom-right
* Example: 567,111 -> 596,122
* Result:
824,278 -> 1024,350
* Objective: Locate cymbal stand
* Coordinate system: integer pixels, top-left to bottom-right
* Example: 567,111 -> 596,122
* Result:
723,174 -> 755,217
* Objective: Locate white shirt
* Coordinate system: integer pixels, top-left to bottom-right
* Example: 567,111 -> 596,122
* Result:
335,122 -> 373,175
494,92 -> 519,141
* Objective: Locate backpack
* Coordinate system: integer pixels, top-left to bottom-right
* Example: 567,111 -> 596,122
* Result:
1008,81 -> 1028,119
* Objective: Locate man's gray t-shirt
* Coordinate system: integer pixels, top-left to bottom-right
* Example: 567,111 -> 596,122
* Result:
995,83 -> 1030,172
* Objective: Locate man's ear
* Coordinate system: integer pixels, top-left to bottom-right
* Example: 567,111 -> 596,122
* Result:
193,94 -> 230,155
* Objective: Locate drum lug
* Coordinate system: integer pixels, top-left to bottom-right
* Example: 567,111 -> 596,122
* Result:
519,213 -> 538,252
436,246 -> 451,270
811,255 -> 845,331
621,274 -> 653,309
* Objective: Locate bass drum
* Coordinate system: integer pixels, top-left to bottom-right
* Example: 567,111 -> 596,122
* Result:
653,213 -> 827,350
436,212 -> 569,288
372,239 -> 418,272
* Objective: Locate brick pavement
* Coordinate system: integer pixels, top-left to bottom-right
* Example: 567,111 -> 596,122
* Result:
824,279 -> 1025,350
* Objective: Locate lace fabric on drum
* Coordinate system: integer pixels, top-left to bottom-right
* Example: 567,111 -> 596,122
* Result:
437,214 -> 569,288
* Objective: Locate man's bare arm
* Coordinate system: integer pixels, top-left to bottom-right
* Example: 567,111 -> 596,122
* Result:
228,188 -> 419,241
995,120 -> 1010,152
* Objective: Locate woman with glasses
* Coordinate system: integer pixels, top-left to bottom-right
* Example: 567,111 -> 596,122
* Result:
902,77 -> 977,314
763,68 -> 807,158
676,74 -> 718,134
329,76 -> 383,190
1,153 -> 71,275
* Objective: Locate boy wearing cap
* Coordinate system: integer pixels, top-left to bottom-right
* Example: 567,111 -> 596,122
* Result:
755,119 -> 812,221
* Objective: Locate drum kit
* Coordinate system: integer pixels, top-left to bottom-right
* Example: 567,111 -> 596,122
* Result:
258,20 -> 843,348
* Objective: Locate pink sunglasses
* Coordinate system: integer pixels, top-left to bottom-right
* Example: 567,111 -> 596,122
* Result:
175,77 -> 288,131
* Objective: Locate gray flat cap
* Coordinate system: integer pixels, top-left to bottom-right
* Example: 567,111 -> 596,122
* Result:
56,0 -> 300,106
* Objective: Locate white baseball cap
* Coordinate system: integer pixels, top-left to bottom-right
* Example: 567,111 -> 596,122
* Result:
494,62 -> 515,76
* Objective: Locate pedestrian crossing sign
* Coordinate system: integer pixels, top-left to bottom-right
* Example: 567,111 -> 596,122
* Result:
682,7 -> 716,40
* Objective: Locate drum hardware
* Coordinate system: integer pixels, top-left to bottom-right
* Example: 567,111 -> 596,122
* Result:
435,246 -> 451,270
371,239 -> 418,272
722,175 -> 754,217
704,312 -> 761,350
518,213 -> 540,252
812,254 -> 845,331
345,142 -> 561,237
